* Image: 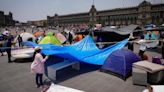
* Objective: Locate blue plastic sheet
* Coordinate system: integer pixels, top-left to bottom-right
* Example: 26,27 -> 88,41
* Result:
23,35 -> 128,65
82,39 -> 128,65
22,41 -> 38,48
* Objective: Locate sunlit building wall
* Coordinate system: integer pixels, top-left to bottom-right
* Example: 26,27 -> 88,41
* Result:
47,1 -> 164,27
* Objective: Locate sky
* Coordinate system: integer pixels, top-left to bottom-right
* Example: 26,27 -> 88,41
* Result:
0,0 -> 163,22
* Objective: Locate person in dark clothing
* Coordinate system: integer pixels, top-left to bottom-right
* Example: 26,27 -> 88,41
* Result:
148,31 -> 152,40
0,36 -> 4,56
6,35 -> 12,63
140,34 -> 144,39
18,35 -> 23,47
0,43 -> 4,56
162,40 -> 164,59
128,38 -> 134,51
68,31 -> 73,44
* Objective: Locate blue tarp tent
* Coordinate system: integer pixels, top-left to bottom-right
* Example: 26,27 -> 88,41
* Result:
101,49 -> 140,80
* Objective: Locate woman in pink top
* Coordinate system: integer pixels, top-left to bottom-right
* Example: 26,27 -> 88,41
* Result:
31,46 -> 49,88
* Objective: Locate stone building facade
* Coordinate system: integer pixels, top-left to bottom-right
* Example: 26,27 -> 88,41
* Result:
47,1 -> 164,27
27,20 -> 47,27
0,11 -> 5,26
0,11 -> 14,26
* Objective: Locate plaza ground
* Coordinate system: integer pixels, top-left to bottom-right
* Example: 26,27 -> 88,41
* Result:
0,44 -> 163,92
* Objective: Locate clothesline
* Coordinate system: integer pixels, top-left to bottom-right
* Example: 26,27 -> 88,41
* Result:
0,39 -> 163,49
96,39 -> 161,45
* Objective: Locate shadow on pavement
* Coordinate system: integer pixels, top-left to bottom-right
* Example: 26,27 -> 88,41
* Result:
44,56 -> 101,84
54,62 -> 101,84
13,58 -> 33,63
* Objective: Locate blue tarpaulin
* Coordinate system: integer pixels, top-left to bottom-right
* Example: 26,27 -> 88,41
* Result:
22,41 -> 38,48
82,38 -> 128,65
23,35 -> 128,65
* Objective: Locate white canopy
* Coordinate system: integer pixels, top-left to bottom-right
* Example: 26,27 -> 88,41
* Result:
15,32 -> 36,42
2,31 -> 9,36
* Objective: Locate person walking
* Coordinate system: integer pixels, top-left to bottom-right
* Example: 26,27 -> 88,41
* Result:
128,33 -> 135,51
162,40 -> 164,59
17,35 -> 23,47
68,31 -> 73,44
0,41 -> 4,56
31,46 -> 49,88
6,34 -> 12,63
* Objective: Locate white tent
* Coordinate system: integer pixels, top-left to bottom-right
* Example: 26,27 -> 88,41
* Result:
14,32 -> 36,47
2,31 -> 9,36
17,32 -> 36,42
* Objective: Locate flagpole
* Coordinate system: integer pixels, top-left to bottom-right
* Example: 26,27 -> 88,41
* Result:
91,0 -> 95,38
123,0 -> 124,8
